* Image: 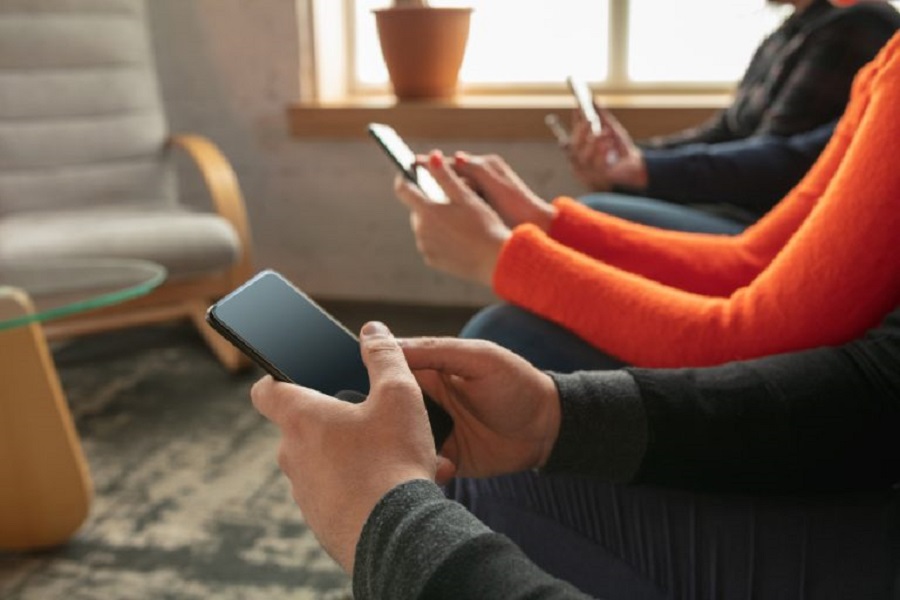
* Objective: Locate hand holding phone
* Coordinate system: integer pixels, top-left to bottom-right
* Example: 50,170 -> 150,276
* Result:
566,75 -> 602,136
368,122 -> 448,203
207,270 -> 454,449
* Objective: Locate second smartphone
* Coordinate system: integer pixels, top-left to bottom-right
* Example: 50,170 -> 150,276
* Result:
367,122 -> 448,203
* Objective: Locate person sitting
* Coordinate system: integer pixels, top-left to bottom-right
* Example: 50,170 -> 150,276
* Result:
250,305 -> 900,599
567,113 -> 836,234
390,31 -> 900,372
565,0 -> 899,233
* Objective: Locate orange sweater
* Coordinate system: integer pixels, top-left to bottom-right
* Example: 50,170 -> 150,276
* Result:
493,33 -> 900,368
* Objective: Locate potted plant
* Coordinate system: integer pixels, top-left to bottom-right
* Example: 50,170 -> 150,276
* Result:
374,0 -> 473,100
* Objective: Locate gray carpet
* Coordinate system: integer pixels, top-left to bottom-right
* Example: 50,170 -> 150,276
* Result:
0,302 -> 478,599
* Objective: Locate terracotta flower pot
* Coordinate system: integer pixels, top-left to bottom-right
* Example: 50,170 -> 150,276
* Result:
374,7 -> 473,100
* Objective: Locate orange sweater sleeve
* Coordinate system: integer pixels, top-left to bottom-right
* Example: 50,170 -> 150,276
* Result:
541,50 -> 887,299
493,33 -> 900,368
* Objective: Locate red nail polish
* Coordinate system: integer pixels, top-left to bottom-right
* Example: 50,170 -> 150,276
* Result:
454,152 -> 468,167
429,151 -> 444,168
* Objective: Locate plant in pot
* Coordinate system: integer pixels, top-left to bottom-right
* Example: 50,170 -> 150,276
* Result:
374,0 -> 473,100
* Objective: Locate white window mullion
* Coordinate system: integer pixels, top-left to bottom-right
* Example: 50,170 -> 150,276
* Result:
309,0 -> 351,102
606,0 -> 629,91
301,0 -> 781,100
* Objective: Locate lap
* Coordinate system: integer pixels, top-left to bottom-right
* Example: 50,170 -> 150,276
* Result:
459,303 -> 625,372
447,471 -> 900,600
579,192 -> 748,234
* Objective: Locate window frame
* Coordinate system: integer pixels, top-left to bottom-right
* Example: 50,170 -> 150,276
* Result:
301,0 -> 753,103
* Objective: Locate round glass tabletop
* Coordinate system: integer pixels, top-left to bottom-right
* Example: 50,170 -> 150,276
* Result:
0,258 -> 167,331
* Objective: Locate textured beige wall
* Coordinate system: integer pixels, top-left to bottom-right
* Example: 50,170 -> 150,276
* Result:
147,0 -> 583,306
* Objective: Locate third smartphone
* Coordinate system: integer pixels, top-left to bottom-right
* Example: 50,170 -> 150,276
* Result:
566,75 -> 602,136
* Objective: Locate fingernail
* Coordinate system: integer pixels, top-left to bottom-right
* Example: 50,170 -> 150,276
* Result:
361,321 -> 390,337
453,152 -> 469,167
428,150 -> 445,168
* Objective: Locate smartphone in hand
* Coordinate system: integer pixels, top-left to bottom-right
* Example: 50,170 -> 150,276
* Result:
368,122 -> 448,203
207,269 -> 454,449
566,75 -> 602,136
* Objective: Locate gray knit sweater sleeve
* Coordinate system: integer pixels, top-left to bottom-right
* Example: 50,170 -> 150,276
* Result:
353,480 -> 594,600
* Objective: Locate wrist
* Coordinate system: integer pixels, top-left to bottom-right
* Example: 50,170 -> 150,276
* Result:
632,154 -> 648,189
535,372 -> 562,469
534,201 -> 558,233
341,469 -> 433,573
482,227 -> 512,287
609,153 -> 648,191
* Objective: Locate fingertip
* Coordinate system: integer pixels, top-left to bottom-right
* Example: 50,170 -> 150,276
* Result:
361,320 -> 391,338
428,150 -> 445,168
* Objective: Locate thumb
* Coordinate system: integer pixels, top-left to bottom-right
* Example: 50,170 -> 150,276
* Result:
360,321 -> 419,397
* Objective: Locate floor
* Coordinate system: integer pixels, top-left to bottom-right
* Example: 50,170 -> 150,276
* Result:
0,301 -> 484,599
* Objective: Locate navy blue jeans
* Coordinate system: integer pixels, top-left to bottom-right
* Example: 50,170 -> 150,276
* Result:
460,303 -> 624,372
579,192 -> 749,235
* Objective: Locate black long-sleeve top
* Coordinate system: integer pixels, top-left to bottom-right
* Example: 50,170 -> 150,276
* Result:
353,306 -> 900,599
632,121 -> 835,218
644,1 -> 900,149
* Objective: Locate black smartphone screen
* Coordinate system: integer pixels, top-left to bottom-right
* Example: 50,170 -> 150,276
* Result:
207,270 -> 453,448
208,270 -> 369,395
367,122 -> 448,203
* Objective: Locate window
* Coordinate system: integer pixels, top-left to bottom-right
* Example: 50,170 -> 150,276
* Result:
306,0 -> 792,100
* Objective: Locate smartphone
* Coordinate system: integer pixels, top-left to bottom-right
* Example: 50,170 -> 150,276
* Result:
566,75 -> 602,136
367,122 -> 448,203
207,269 -> 453,449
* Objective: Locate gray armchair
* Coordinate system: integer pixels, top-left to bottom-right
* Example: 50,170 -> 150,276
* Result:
0,0 -> 254,370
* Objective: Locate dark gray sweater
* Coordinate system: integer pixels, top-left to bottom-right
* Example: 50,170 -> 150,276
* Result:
353,306 -> 900,599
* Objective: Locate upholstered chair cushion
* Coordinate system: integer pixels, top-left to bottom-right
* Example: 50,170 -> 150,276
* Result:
0,0 -> 241,276
0,208 -> 241,278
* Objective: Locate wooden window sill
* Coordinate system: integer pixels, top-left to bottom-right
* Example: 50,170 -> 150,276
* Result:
287,93 -> 730,140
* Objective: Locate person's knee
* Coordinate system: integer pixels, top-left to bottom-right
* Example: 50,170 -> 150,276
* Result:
459,303 -> 527,341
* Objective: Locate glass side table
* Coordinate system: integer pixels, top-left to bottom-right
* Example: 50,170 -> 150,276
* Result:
0,258 -> 166,550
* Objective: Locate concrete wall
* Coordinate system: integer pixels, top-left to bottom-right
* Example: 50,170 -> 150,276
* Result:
147,0 -> 586,306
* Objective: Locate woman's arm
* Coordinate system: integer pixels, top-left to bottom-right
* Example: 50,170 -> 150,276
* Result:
637,123 -> 834,216
494,46 -> 900,366
541,55 -> 878,298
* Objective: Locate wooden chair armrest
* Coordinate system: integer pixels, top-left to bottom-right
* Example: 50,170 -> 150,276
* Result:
167,134 -> 254,278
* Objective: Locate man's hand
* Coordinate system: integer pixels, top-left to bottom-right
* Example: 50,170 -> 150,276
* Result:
400,337 -> 561,482
394,150 -> 512,286
450,152 -> 558,232
250,322 -> 443,574
569,104 -> 648,192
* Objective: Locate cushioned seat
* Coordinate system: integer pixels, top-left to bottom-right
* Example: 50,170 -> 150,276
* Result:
0,207 -> 241,279
0,0 -> 255,370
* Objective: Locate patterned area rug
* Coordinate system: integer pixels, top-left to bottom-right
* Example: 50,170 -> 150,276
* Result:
0,324 -> 353,599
